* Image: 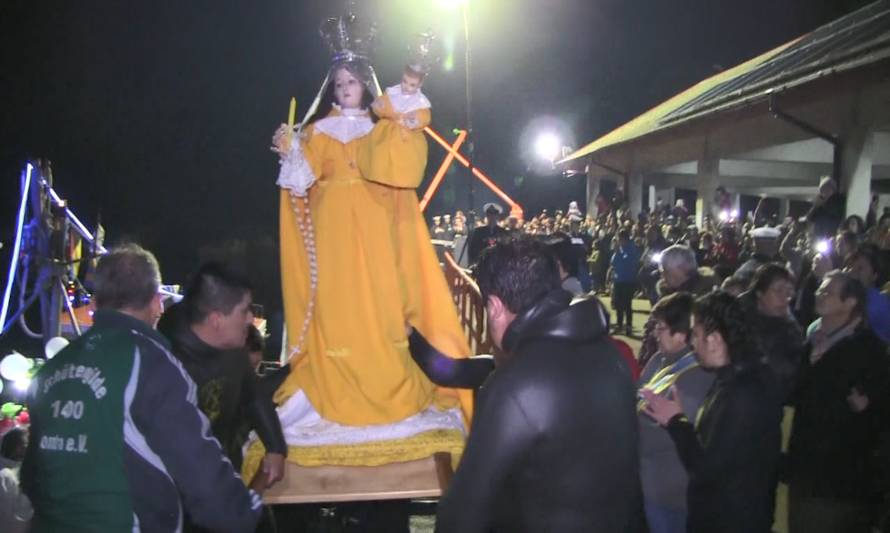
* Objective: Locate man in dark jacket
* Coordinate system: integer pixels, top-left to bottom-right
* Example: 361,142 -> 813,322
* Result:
642,291 -> 783,533
158,263 -> 287,492
21,245 -> 262,533
806,176 -> 845,240
466,203 -> 509,265
787,271 -> 890,533
434,239 -> 641,533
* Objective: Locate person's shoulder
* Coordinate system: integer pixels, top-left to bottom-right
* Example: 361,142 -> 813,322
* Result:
129,326 -> 187,373
693,267 -> 719,294
731,362 -> 781,401
497,345 -> 570,384
678,361 -> 715,387
849,328 -> 888,357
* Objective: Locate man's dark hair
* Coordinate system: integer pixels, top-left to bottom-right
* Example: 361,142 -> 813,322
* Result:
1,427 -> 27,460
693,291 -> 760,365
547,234 -> 579,277
750,263 -> 795,295
845,243 -> 884,287
651,292 -> 694,337
92,244 -> 161,310
824,270 -> 868,319
184,262 -> 252,324
475,238 -> 561,314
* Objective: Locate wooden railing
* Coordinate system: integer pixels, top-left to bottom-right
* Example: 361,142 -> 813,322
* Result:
442,252 -> 493,354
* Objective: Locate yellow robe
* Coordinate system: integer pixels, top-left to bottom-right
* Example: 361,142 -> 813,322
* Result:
276,109 -> 473,427
358,92 -> 431,189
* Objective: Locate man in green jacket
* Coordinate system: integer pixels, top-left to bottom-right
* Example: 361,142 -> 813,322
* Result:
21,244 -> 262,532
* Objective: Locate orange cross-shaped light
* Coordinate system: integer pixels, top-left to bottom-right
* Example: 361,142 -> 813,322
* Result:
420,127 -> 524,219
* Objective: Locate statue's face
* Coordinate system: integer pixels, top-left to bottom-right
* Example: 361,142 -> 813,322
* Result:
400,71 -> 423,95
334,68 -> 364,109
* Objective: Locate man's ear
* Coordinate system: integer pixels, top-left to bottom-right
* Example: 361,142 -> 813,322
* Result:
486,295 -> 506,320
207,310 -> 222,331
150,294 -> 163,321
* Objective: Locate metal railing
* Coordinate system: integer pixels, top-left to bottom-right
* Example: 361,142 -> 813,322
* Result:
442,252 -> 493,354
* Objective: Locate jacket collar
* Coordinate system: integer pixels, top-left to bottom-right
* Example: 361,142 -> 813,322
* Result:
169,318 -> 220,361
501,289 -> 609,354
92,309 -> 171,350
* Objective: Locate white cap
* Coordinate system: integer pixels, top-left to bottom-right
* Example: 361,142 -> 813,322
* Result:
751,226 -> 781,239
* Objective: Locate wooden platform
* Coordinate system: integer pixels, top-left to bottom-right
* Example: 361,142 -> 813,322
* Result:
262,452 -> 454,504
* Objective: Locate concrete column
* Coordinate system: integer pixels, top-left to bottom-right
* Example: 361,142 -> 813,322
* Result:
841,130 -> 874,219
586,174 -> 601,218
778,198 -> 790,222
648,185 -> 657,213
878,194 -> 890,221
695,157 -> 719,227
654,187 -> 675,212
628,172 -> 644,217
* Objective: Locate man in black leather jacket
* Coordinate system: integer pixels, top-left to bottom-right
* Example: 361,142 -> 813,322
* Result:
158,264 -> 287,495
433,239 -> 642,533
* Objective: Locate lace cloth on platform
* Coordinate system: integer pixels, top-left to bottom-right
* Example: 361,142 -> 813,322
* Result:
277,389 -> 464,447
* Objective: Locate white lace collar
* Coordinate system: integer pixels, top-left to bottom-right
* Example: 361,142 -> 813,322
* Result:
313,105 -> 374,144
385,85 -> 431,114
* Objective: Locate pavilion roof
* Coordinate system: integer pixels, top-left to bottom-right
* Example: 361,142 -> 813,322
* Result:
560,0 -> 890,165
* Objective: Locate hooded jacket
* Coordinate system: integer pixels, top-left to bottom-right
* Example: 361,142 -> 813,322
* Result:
435,290 -> 642,533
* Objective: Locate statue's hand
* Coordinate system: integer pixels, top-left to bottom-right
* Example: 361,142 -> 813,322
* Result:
401,111 -> 419,129
271,123 -> 293,156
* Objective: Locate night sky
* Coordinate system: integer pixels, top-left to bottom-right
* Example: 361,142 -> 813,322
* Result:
0,0 -> 869,306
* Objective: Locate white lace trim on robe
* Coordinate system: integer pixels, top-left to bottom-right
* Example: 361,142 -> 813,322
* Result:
276,137 -> 316,197
312,105 -> 374,144
385,85 -> 431,114
276,389 -> 465,446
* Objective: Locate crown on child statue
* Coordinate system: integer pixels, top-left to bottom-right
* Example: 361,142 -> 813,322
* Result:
319,10 -> 378,66
407,30 -> 439,75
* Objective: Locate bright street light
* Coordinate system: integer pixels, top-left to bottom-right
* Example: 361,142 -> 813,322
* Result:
534,132 -> 561,163
435,0 -> 467,8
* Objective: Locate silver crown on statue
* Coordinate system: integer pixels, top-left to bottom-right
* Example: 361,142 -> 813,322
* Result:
319,10 -> 378,66
407,30 -> 439,75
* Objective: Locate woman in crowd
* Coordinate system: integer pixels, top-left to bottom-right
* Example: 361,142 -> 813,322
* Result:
739,263 -> 804,397
642,291 -> 783,533
637,292 -> 715,533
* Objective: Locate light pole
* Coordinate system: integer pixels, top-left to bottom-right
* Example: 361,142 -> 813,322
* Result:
437,0 -> 475,221
461,1 -> 475,223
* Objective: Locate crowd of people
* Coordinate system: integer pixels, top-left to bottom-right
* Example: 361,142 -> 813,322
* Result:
2,168 -> 889,533
433,180 -> 890,339
420,176 -> 890,533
